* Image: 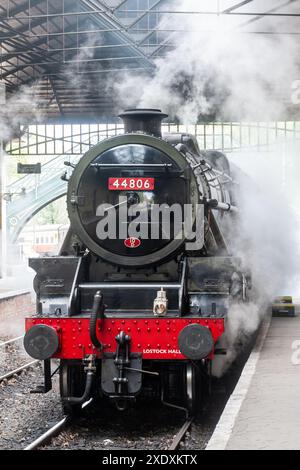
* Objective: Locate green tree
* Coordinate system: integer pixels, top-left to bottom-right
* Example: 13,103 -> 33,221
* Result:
34,197 -> 69,225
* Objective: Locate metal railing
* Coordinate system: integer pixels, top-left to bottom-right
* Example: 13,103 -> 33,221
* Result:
6,121 -> 300,157
6,120 -> 300,240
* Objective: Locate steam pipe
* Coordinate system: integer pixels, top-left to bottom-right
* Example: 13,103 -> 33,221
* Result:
207,199 -> 239,213
90,290 -> 105,349
63,371 -> 94,404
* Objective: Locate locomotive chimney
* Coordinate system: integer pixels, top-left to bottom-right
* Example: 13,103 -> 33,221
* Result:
119,109 -> 168,137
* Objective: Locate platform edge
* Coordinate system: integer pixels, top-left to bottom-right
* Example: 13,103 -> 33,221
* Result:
205,313 -> 271,451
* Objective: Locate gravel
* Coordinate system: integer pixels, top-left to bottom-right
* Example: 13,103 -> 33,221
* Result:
0,365 -> 231,451
39,374 -> 232,451
0,336 -> 32,379
0,330 -> 255,450
42,401 -> 189,450
0,331 -> 63,450
0,366 -> 63,450
0,366 -> 238,450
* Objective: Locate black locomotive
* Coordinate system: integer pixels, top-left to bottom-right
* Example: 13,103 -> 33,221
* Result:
24,109 -> 250,415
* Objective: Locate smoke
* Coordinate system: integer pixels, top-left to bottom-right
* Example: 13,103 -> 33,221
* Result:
212,144 -> 300,377
212,303 -> 262,377
110,0 -> 300,375
64,32 -> 103,96
1,2 -> 299,369
231,143 -> 300,298
0,81 -> 45,286
113,0 -> 299,122
0,83 -> 44,142
62,18 -> 116,109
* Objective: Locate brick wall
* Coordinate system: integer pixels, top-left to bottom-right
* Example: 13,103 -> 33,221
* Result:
0,292 -> 35,321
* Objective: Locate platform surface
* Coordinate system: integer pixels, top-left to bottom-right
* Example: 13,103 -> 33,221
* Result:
223,310 -> 300,450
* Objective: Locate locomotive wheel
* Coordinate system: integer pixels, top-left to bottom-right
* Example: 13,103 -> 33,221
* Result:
59,360 -> 86,415
184,363 -> 201,416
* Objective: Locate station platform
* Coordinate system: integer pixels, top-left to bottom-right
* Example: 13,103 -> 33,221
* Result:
207,305 -> 300,450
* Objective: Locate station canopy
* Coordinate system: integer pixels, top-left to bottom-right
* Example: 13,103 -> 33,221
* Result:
0,0 -> 300,121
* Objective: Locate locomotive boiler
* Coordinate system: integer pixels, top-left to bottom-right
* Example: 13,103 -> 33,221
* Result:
23,109 -> 250,415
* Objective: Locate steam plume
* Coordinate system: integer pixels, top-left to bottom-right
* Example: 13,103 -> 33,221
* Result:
110,1 -> 300,374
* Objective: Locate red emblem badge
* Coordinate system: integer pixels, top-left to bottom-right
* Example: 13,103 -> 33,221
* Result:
124,237 -> 141,248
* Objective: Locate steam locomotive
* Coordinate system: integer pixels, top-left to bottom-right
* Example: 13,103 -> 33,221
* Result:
23,109 -> 250,415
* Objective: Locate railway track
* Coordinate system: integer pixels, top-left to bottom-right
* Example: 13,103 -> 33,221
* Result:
168,418 -> 194,450
0,335 -> 24,346
24,410 -> 194,451
23,399 -> 93,450
24,416 -> 69,450
0,335 -> 39,383
0,339 -> 197,451
0,360 -> 39,382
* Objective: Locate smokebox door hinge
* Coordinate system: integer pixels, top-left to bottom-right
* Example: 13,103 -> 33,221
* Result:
70,193 -> 85,206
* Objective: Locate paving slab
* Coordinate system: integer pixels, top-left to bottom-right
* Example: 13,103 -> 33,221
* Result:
207,311 -> 300,450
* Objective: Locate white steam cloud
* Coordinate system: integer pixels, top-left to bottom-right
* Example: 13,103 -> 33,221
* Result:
213,146 -> 300,376
113,0 -> 299,122
64,33 -> 104,95
0,82 -> 44,289
1,1 -> 300,372
0,83 -> 44,142
110,0 -> 300,374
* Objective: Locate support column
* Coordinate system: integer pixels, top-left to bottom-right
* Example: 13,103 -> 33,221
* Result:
0,83 -> 6,279
0,139 -> 6,279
